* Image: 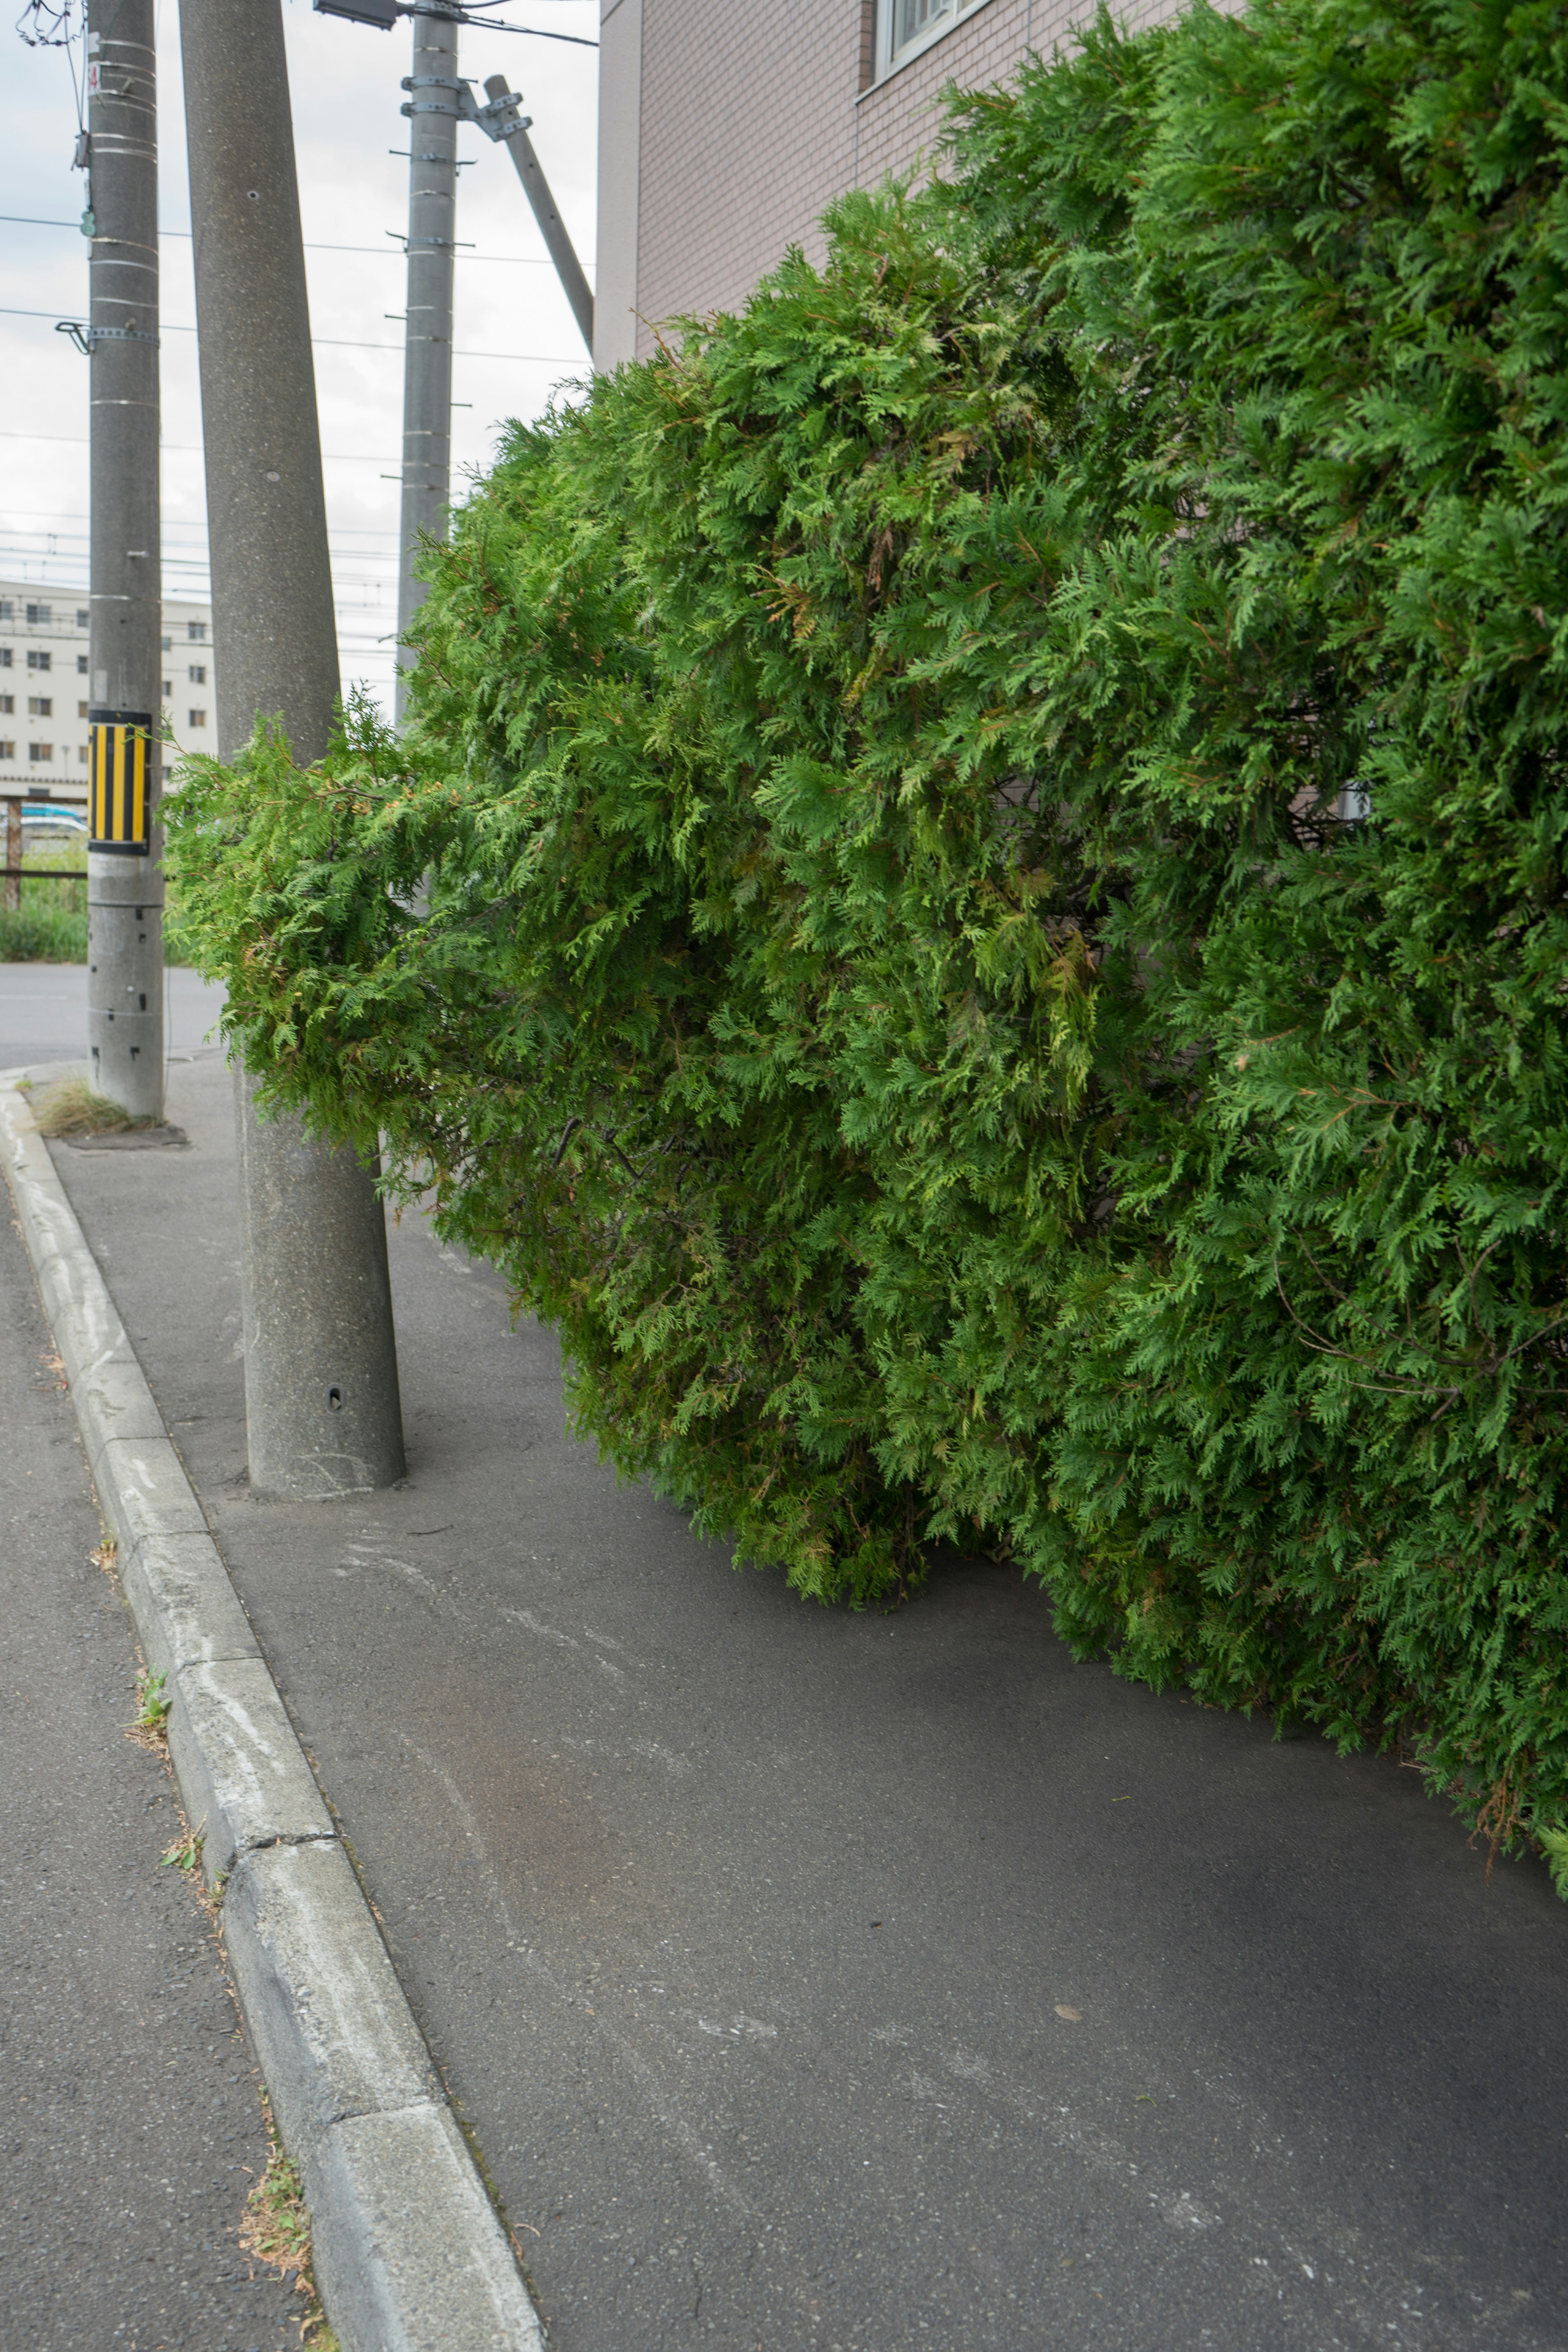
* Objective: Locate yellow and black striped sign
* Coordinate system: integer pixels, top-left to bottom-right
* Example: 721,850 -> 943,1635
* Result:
88,708 -> 153,855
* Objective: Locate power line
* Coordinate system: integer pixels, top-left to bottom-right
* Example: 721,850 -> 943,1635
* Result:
0,430 -> 510,462
0,213 -> 592,274
0,520 -> 406,545
1,305 -> 585,362
0,507 -> 405,534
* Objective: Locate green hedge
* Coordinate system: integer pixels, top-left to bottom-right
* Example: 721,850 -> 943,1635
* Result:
167,0 -> 1568,1885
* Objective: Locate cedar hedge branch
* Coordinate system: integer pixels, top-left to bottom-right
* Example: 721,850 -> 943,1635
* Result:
167,0 -> 1568,1888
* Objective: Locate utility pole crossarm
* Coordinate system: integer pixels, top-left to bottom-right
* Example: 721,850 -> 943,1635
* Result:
469,75 -> 592,354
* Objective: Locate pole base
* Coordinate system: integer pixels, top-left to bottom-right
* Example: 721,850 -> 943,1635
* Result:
235,1065 -> 406,1499
87,892 -> 165,1120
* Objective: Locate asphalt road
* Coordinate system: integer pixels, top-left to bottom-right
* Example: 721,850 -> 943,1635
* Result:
0,962 -> 226,1074
49,1053 -> 1568,2352
0,1122 -> 300,2352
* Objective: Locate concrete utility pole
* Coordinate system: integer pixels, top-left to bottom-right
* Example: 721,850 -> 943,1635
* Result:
84,0 -> 164,1118
180,0 -> 405,1499
394,0 -> 461,723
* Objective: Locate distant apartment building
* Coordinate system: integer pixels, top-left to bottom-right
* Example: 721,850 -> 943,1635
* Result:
0,584 -> 216,796
593,0 -> 1184,370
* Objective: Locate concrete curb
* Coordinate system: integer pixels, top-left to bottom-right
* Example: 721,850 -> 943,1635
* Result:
0,1078 -> 545,2352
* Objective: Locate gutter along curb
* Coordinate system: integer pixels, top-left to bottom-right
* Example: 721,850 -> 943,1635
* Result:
0,1078 -> 545,2352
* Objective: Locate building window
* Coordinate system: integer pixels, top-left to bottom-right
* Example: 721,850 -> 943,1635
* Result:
0,696 -> 11,715
28,697 -> 52,718
76,608 -> 90,629
0,601 -> 11,619
77,654 -> 88,674
79,744 -> 90,762
78,700 -> 89,718
163,681 -> 172,699
188,664 -> 207,684
29,742 -> 53,761
0,742 -> 12,760
879,0 -> 975,73
25,603 -> 51,626
161,635 -> 172,651
0,648 -> 11,668
27,650 -> 51,672
188,708 -> 208,728
187,621 -> 207,641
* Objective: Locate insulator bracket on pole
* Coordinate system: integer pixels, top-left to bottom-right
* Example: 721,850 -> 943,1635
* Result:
57,318 -> 161,354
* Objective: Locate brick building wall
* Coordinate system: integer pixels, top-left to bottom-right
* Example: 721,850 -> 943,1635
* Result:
594,0 -> 1188,370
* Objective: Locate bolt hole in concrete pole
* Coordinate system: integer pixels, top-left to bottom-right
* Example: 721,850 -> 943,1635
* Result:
182,0 -> 404,1498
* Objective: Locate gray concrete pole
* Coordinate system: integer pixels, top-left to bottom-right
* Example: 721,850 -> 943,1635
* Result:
394,0 -> 461,725
85,0 -> 164,1118
481,74 -> 593,354
180,0 -> 405,1499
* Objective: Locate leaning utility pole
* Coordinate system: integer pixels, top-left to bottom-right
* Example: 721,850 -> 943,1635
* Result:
83,0 -> 164,1118
180,0 -> 405,1500
477,74 -> 592,352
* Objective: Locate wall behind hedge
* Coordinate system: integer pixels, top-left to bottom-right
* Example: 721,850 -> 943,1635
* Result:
169,0 -> 1568,1886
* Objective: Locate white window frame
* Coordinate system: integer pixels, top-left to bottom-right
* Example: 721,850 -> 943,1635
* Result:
872,0 -> 988,85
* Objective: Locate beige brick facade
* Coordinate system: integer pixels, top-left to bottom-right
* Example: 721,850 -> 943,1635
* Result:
594,0 -> 1187,369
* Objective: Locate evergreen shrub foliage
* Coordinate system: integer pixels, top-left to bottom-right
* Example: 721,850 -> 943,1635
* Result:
167,0 -> 1568,1882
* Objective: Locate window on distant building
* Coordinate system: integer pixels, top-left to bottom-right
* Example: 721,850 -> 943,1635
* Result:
77,654 -> 88,674
163,680 -> 172,699
0,742 -> 13,760
187,621 -> 207,641
188,664 -> 206,683
25,603 -> 51,626
880,0 -> 974,72
78,744 -> 90,762
28,698 -> 52,718
76,608 -> 90,629
0,601 -> 11,619
0,696 -> 11,715
78,700 -> 89,718
27,650 -> 51,672
161,635 -> 172,651
29,742 -> 52,761
0,649 -> 11,668
188,708 -> 207,728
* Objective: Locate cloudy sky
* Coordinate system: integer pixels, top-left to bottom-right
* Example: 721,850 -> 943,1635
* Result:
1,0 -> 599,713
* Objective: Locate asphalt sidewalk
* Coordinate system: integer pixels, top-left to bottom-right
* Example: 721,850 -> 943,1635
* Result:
0,965 -> 224,1078
0,1086 -> 301,2352
31,1046 -> 1568,2350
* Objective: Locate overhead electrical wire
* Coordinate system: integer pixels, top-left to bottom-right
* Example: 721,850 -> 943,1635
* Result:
0,214 -> 590,272
0,430 -> 420,462
1,305 -> 583,363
